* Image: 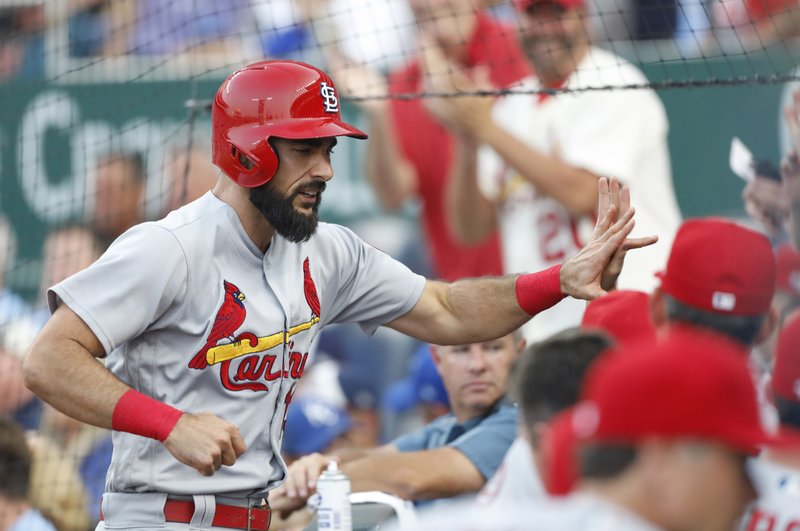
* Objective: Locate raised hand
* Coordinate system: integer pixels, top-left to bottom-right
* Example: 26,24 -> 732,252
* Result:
326,51 -> 389,115
163,412 -> 246,476
561,177 -> 658,299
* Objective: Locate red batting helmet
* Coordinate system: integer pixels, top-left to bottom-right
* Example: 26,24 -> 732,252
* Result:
211,60 -> 368,188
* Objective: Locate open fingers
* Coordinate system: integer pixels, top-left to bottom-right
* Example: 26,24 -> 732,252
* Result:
596,177 -> 609,220
596,207 -> 635,244
608,177 -> 621,215
621,235 -> 659,251
620,183 -> 631,214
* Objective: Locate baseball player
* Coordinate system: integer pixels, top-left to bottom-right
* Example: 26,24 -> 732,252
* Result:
22,60 -> 651,531
742,312 -> 800,531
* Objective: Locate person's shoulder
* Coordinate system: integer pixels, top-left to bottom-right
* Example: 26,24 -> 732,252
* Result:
425,411 -> 458,432
311,222 -> 362,247
491,402 -> 519,420
157,192 -> 228,233
573,47 -> 651,89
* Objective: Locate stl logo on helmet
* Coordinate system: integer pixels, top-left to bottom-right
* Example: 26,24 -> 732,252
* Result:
186,258 -> 321,393
320,82 -> 339,113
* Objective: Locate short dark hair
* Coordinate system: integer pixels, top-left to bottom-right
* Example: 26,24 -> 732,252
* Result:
0,416 -> 31,500
515,328 -> 614,431
663,294 -> 765,346
774,395 -> 800,430
579,443 -> 639,480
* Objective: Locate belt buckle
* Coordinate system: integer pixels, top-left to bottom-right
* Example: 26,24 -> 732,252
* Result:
246,504 -> 252,531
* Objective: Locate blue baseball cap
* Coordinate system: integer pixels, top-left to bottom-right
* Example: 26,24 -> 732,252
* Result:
282,398 -> 352,456
384,345 -> 450,412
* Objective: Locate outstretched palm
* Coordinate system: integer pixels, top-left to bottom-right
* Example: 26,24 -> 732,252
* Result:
560,177 -> 658,300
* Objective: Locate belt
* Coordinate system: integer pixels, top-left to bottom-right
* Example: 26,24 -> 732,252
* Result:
101,499 -> 271,531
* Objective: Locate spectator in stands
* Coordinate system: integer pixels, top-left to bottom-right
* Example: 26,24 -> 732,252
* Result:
270,332 -> 524,512
27,431 -> 91,531
0,216 -> 30,328
478,329 -> 613,509
162,144 -> 219,213
426,0 -> 681,342
761,243 -> 800,363
282,397 -> 353,466
783,91 -> 800,250
68,0 -> 107,57
0,5 -> 45,81
0,417 -> 56,531
742,311 -> 800,530
384,344 -> 450,425
330,0 -> 530,282
102,0 -> 251,57
0,320 -> 42,431
37,402 -> 112,527
743,158 -> 790,241
337,364 -> 384,450
34,224 -> 103,325
411,328 -> 765,530
90,153 -> 146,245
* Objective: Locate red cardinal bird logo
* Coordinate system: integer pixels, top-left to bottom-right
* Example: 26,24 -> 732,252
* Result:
303,257 -> 320,319
189,280 -> 247,369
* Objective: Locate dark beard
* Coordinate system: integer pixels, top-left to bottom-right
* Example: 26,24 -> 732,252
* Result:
249,180 -> 325,243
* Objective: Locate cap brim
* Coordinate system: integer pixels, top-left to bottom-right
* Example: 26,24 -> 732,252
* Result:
228,119 -> 367,150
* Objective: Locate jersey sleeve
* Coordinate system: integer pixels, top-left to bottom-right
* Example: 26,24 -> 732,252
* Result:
47,223 -> 188,355
448,405 -> 518,480
321,225 -> 426,335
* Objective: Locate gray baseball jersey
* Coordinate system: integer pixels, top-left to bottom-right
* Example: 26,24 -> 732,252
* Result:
48,192 -> 426,498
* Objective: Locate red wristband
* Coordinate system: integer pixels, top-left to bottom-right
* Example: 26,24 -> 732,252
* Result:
112,390 -> 183,442
515,265 -> 566,316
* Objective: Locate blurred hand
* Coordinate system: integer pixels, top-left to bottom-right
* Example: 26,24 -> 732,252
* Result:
742,176 -> 789,237
419,33 -> 495,138
326,52 -> 389,115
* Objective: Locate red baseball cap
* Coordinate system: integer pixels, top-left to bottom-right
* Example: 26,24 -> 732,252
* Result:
776,244 -> 800,297
772,310 -> 800,404
514,0 -> 585,11
581,290 -> 656,346
568,328 -> 767,449
657,218 -> 776,316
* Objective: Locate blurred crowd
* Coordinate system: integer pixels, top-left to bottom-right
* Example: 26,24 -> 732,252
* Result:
1,0 -> 800,530
1,0 -> 799,81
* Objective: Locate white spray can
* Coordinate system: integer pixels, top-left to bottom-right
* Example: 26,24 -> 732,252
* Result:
315,461 -> 352,531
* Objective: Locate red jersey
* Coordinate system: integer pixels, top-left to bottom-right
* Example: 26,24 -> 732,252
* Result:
388,12 -> 530,281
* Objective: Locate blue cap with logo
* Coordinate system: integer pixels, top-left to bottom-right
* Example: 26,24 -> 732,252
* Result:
282,398 -> 352,456
384,345 -> 450,412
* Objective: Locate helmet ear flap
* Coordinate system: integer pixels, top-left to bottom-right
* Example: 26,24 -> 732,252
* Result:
227,139 -> 279,187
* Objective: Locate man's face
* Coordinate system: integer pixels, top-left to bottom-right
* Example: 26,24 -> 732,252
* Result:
410,0 -> 479,53
518,2 -> 586,71
94,156 -> 144,238
249,137 -> 335,243
432,334 -> 523,419
658,442 -> 755,531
